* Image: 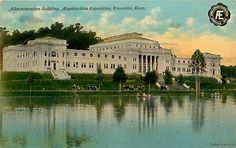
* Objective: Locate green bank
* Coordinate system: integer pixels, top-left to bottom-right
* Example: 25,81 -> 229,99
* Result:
0,72 -> 236,96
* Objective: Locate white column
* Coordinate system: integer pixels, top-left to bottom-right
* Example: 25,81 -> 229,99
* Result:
154,56 -> 156,71
141,55 -> 143,73
145,55 -> 148,73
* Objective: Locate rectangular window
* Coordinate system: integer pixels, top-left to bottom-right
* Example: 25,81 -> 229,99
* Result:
182,68 -> 186,72
62,61 -> 65,66
51,51 -> 56,57
172,67 -> 176,71
104,64 -> 108,69
66,62 -> 70,67
124,64 -> 127,69
83,63 -> 86,68
177,67 -> 181,72
48,60 -> 50,66
97,63 -> 101,68
111,64 -> 115,69
45,60 -> 47,66
166,66 -> 169,70
89,63 -> 94,68
45,51 -> 47,56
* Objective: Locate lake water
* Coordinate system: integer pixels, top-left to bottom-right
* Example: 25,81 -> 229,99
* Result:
0,94 -> 236,148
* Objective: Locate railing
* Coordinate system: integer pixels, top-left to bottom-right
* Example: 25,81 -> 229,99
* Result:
50,70 -> 58,79
214,75 -> 222,83
62,69 -> 71,79
155,82 -> 161,88
183,83 -> 190,89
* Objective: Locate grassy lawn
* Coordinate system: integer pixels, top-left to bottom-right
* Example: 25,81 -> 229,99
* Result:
183,76 -> 223,89
0,72 -> 158,92
1,72 -> 236,97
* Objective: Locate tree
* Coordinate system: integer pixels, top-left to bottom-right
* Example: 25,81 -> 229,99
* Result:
50,22 -> 64,38
25,74 -> 34,94
95,65 -> 104,91
113,67 -> 127,93
189,49 -> 206,95
176,74 -> 184,90
0,22 -> 102,71
221,65 -> 236,78
144,71 -> 158,93
164,69 -> 172,86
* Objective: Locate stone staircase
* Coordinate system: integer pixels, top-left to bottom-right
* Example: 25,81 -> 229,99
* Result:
156,74 -> 190,90
214,75 -> 222,83
50,69 -> 71,80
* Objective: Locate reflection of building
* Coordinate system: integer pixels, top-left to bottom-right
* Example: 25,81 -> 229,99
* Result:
3,32 -> 221,78
138,98 -> 157,129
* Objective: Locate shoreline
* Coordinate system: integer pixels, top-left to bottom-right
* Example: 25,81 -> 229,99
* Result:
1,89 -> 236,97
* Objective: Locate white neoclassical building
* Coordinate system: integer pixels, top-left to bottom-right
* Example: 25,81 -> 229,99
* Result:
3,32 -> 222,80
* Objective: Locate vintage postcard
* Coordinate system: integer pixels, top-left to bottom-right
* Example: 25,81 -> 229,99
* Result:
0,0 -> 236,147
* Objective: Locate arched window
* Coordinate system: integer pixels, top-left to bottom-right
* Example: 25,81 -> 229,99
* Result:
105,54 -> 107,58
82,53 -> 86,56
98,54 -> 100,58
112,55 -> 115,59
74,52 -> 78,56
90,54 -> 93,57
118,55 -> 121,59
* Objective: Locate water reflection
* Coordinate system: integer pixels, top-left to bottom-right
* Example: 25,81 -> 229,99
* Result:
192,97 -> 205,131
113,97 -> 126,123
0,94 -> 235,147
137,97 -> 157,130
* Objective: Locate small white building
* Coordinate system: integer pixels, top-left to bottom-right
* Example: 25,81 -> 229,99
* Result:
3,32 -> 222,80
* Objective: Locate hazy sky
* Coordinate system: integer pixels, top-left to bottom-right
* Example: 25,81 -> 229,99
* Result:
0,0 -> 236,65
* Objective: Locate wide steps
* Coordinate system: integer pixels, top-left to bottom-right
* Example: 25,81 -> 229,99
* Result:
50,70 -> 71,80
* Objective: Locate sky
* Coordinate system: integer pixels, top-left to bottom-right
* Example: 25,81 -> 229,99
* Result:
0,0 -> 236,65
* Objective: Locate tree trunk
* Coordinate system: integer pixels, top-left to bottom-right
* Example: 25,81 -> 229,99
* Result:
99,84 -> 100,91
195,76 -> 198,96
148,83 -> 150,93
119,82 -> 121,94
198,78 -> 201,94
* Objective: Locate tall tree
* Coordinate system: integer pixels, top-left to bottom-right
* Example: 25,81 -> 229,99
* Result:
189,49 -> 206,95
113,66 -> 127,93
36,27 -> 51,38
144,71 -> 158,93
95,65 -> 104,91
25,74 -> 34,95
0,22 -> 102,71
176,74 -> 184,90
164,69 -> 173,86
50,22 -> 63,38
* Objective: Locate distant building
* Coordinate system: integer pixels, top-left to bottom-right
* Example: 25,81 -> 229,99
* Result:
3,32 -> 222,79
